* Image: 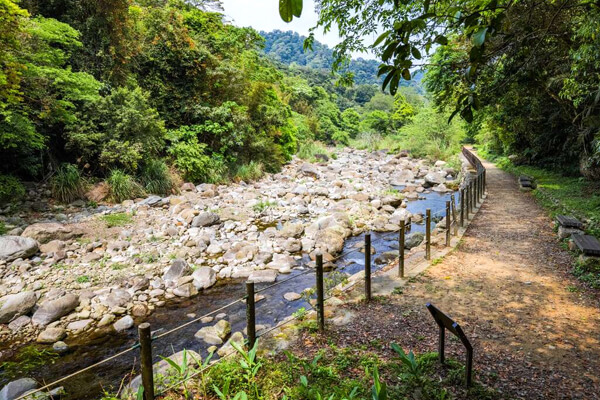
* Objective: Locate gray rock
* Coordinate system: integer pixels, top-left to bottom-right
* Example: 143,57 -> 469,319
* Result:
191,212 -> 220,227
283,292 -> 301,301
192,267 -> 216,290
37,327 -> 66,344
52,341 -> 69,354
405,232 -> 425,249
0,378 -> 37,400
558,226 -> 584,240
173,283 -> 198,298
103,289 -> 131,309
8,315 -> 31,332
67,319 -> 93,331
163,259 -> 190,283
32,294 -> 79,326
21,222 -> 81,244
280,222 -> 304,238
248,269 -> 277,283
300,163 -> 319,178
113,315 -> 134,332
0,236 -> 39,261
423,172 -> 445,187
139,195 -> 162,206
0,291 -> 37,324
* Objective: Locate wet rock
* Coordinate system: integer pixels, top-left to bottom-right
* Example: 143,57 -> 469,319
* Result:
0,291 -> 37,324
248,269 -> 277,283
37,327 -> 67,344
0,378 -> 38,400
191,212 -> 220,227
113,316 -> 134,332
53,341 -> 69,354
0,236 -> 39,261
32,294 -> 79,326
195,319 -> 231,345
22,222 -> 81,244
192,267 -> 216,290
405,232 -> 425,249
163,259 -> 190,283
283,292 -> 301,301
423,172 -> 445,187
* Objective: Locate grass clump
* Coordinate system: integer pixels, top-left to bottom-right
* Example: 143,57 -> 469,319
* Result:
107,169 -> 145,203
51,163 -> 85,203
0,345 -> 59,379
76,275 -> 90,283
0,221 -> 6,235
234,161 -> 265,182
0,174 -> 25,204
297,141 -> 332,162
140,159 -> 176,195
101,212 -> 133,228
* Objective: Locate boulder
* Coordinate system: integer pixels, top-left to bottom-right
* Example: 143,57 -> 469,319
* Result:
423,172 -> 445,187
39,240 -> 65,254
32,294 -> 79,326
0,236 -> 38,261
191,212 -> 220,227
314,228 -> 345,255
173,283 -> 198,298
194,319 -> 231,345
279,222 -> 304,239
390,170 -> 415,185
163,259 -> 190,283
0,291 -> 37,324
405,232 -> 425,249
37,327 -> 66,344
22,223 -> 81,244
0,378 -> 37,400
283,292 -> 302,301
102,289 -> 131,309
192,267 -> 216,290
248,269 -> 277,283
85,182 -> 109,203
113,315 -> 134,332
300,163 -> 319,178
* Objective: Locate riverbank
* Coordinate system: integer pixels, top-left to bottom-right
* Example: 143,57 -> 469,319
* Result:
0,148 -> 470,396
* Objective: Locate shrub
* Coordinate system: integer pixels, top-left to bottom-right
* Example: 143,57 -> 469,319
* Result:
0,221 -> 6,235
51,164 -> 85,203
235,161 -> 264,182
140,159 -> 175,195
107,170 -> 144,203
0,174 -> 25,204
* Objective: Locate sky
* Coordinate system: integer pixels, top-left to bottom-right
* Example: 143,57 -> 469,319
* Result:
219,0 -> 376,59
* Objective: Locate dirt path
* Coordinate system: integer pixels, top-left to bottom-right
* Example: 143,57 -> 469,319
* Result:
294,154 -> 600,399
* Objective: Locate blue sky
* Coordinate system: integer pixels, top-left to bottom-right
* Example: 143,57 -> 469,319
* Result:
220,0 -> 376,59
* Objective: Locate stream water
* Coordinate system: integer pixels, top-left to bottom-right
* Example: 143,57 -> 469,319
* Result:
0,190 -> 456,399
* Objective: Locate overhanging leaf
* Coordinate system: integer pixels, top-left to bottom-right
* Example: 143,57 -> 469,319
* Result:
472,27 -> 488,47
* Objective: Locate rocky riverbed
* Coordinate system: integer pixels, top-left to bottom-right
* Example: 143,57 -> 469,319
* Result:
0,149 -> 462,360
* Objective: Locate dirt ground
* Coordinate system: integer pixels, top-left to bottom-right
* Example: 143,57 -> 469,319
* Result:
291,156 -> 600,399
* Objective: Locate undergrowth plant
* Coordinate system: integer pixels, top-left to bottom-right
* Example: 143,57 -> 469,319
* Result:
107,170 -> 145,203
51,163 -> 85,203
140,159 -> 175,195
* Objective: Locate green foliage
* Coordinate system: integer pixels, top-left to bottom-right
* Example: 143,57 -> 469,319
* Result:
0,174 -> 25,204
107,169 -> 144,203
139,159 -> 174,196
0,345 -> 59,379
65,86 -> 165,173
235,162 -> 265,182
297,141 -> 330,162
76,275 -> 90,283
0,221 -> 6,235
100,212 -> 133,228
51,164 -> 85,203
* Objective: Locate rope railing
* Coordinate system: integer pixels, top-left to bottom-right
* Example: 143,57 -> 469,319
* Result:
16,149 -> 488,400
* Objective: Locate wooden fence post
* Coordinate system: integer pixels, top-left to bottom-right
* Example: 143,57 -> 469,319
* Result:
460,188 -> 465,227
399,221 -> 405,278
138,323 -> 154,400
245,281 -> 256,349
316,254 -> 325,332
425,209 -> 431,260
451,195 -> 458,236
364,233 -> 371,301
445,201 -> 451,246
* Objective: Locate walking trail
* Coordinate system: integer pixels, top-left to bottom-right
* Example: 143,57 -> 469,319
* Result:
293,153 -> 600,399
